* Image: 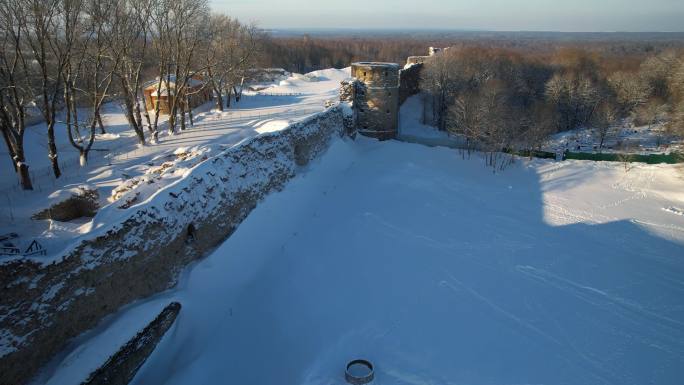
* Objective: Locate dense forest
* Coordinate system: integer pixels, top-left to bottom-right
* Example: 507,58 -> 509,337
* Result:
260,32 -> 684,73
420,46 -> 684,156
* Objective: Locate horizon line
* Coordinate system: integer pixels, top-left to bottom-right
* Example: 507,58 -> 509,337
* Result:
264,27 -> 684,34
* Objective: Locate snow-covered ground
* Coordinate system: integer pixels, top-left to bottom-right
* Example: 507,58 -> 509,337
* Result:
398,94 -> 447,140
397,94 -> 467,148
0,68 -> 350,261
37,136 -> 684,385
543,123 -> 683,154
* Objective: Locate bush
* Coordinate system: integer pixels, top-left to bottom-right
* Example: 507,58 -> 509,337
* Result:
32,187 -> 100,221
503,148 -> 557,159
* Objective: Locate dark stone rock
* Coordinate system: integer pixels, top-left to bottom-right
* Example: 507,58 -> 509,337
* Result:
82,302 -> 181,385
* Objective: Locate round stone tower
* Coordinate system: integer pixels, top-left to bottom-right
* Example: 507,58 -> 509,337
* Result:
351,62 -> 400,140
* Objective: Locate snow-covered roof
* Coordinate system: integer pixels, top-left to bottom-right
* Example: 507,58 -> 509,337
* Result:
351,62 -> 401,69
247,68 -> 288,73
143,75 -> 204,91
151,89 -> 173,97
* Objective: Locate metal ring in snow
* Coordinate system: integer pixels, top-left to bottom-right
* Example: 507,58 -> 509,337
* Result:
345,359 -> 374,384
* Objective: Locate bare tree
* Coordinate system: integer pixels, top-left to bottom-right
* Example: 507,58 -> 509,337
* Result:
424,46 -> 556,165
669,58 -> 684,99
668,104 -> 684,138
0,0 -> 33,189
20,0 -> 69,178
147,0 -> 171,140
521,102 -> 555,151
616,151 -> 635,172
591,100 -> 619,150
151,0 -> 209,135
224,23 -> 260,107
448,78 -> 517,169
640,50 -> 678,100
111,0 -> 152,145
448,89 -> 491,148
64,0 -> 119,166
546,72 -> 602,132
203,14 -> 234,111
666,58 -> 684,138
421,50 -> 462,131
608,71 -> 651,115
632,100 -> 668,129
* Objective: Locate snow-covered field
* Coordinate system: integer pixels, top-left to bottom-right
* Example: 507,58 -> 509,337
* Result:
543,123 -> 683,154
38,136 -> 684,385
0,68 -> 350,261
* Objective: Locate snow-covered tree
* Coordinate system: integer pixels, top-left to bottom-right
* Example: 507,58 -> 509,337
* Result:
19,0 -> 69,178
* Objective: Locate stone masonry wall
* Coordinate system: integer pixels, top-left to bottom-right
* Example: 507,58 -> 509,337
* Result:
399,63 -> 423,105
0,107 -> 346,385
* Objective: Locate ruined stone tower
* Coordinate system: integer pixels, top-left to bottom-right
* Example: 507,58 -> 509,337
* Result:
351,62 -> 400,140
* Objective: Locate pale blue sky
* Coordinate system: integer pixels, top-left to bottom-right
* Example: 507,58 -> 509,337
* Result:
210,0 -> 684,32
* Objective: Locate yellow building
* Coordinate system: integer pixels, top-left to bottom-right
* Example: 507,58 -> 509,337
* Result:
142,75 -> 211,114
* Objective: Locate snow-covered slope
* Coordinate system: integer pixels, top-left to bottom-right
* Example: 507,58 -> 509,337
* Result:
398,93 -> 446,139
41,137 -> 684,385
0,67 -> 351,261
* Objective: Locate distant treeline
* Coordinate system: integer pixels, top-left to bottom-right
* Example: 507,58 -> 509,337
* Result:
260,33 -> 684,73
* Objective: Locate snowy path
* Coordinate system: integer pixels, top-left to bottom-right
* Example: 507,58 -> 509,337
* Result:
39,138 -> 684,385
0,68 -> 350,260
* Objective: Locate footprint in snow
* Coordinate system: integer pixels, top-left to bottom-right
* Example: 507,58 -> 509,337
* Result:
662,207 -> 684,216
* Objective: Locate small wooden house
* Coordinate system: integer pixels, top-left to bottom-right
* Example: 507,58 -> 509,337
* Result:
142,75 -> 212,114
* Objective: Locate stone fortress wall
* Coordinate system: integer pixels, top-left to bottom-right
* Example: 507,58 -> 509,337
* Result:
0,107 -> 347,385
398,63 -> 423,105
1,48 -> 441,385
